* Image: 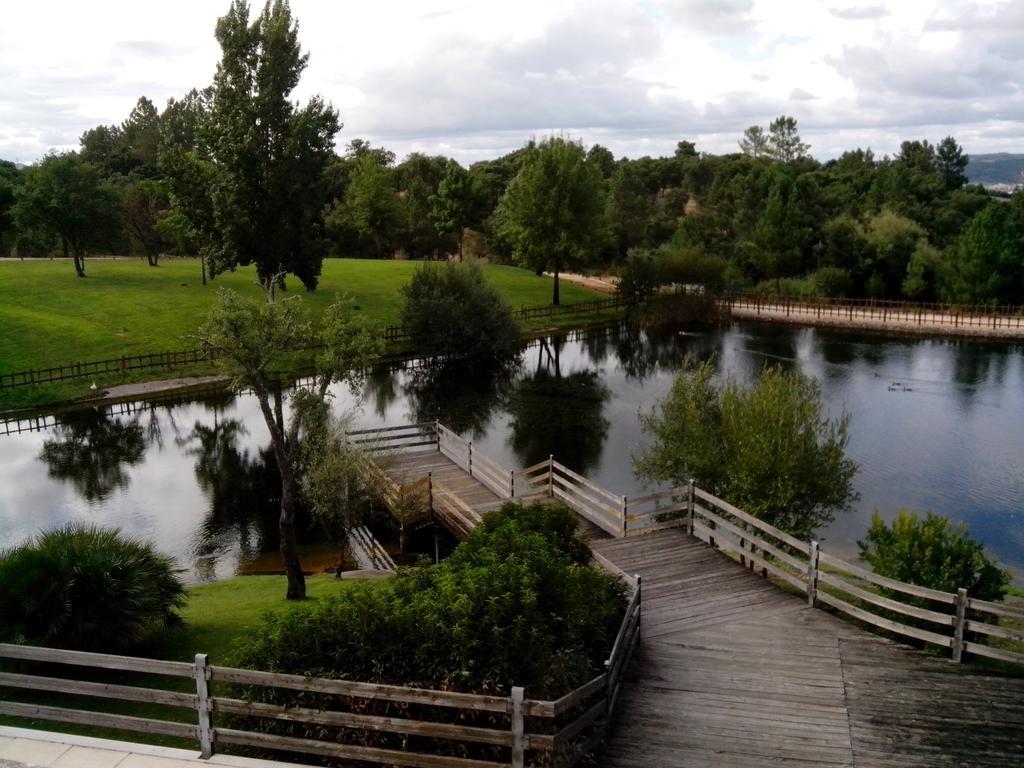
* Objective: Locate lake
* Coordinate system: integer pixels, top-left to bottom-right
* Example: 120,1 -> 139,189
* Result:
1,321 -> 1021,583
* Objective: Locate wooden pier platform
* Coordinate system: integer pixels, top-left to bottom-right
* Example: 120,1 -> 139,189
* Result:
591,529 -> 1024,768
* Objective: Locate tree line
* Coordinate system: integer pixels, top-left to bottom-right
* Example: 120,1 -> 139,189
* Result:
1,0 -> 1022,307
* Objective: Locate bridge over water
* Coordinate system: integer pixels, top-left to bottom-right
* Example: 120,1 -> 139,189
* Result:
354,421 -> 1024,767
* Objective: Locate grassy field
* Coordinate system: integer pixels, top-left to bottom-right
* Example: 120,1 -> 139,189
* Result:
0,258 -> 612,408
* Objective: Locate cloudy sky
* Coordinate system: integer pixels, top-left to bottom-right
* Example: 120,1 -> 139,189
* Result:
2,0 -> 1022,165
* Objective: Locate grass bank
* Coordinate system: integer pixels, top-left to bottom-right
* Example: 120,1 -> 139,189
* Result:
0,258 -> 614,409
0,574 -> 365,747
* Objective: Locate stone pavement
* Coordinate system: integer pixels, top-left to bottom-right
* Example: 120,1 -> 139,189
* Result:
0,728 -> 311,768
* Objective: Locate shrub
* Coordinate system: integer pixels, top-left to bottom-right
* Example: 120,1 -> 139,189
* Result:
0,524 -> 186,651
400,260 -> 521,364
810,266 -> 852,298
234,502 -> 626,698
858,511 -> 1010,601
617,248 -> 660,302
636,360 -> 857,539
659,245 -> 727,292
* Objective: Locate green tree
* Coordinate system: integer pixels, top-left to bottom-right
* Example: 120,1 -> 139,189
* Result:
120,177 -> 172,265
400,261 -> 521,363
635,361 -> 857,539
739,125 -> 769,158
12,153 -> 120,277
497,137 -> 608,304
196,290 -> 384,599
430,160 -> 481,261
326,154 -> 402,258
941,200 -> 1024,305
858,511 -> 1009,601
0,160 -> 17,255
766,116 -> 811,163
174,0 -> 340,293
936,136 -> 969,191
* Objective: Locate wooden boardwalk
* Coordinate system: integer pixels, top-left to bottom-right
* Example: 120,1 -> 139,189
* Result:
591,529 -> 1024,768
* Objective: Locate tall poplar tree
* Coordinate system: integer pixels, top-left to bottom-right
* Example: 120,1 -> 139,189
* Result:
182,0 -> 340,295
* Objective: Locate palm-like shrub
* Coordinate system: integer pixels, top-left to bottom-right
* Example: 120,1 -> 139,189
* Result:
0,524 -> 186,651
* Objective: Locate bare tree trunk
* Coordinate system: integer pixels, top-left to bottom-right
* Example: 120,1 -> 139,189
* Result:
278,462 -> 306,600
553,266 -> 560,306
458,230 -> 464,263
201,257 -> 207,286
252,382 -> 307,600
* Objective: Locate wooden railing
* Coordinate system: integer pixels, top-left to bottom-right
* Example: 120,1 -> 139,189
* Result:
726,293 -> 1024,331
0,562 -> 640,767
360,421 -> 1023,669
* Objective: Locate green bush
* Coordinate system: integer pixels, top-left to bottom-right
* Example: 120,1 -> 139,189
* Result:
636,361 -> 857,539
400,260 -> 521,364
858,511 -> 1010,601
617,248 -> 660,302
752,276 -> 816,297
0,524 -> 186,651
234,502 -> 626,698
810,267 -> 852,298
659,245 -> 727,292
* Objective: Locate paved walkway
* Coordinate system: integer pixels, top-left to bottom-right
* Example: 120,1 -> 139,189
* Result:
591,529 -> 1024,767
0,728 -> 309,768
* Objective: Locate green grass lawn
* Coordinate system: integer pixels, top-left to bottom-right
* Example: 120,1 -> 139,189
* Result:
0,258 -> 613,409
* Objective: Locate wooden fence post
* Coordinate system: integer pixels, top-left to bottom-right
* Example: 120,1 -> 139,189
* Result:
952,587 -> 968,663
807,541 -> 820,607
621,496 -> 628,538
509,470 -> 515,499
194,653 -> 213,758
434,420 -> 440,451
687,480 -> 695,536
510,686 -> 525,768
427,471 -> 433,510
548,455 -> 554,498
468,442 -> 473,477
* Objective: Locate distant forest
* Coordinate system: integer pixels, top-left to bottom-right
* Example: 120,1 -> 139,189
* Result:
2,98 -> 1023,306
966,153 -> 1024,187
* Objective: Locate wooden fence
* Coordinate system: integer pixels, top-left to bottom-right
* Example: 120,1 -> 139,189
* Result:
0,297 -> 629,392
726,292 -> 1024,331
621,481 -> 1024,667
0,568 -> 640,767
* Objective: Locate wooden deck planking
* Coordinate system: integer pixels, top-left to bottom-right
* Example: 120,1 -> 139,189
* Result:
592,528 -> 1024,768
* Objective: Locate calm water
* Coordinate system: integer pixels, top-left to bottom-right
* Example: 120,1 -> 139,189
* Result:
1,322 -> 1022,582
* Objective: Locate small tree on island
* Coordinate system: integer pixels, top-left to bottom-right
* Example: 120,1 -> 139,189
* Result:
197,289 -> 384,599
634,361 -> 857,539
497,137 -> 608,305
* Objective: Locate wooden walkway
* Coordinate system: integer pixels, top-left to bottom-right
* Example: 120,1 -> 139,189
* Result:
591,529 -> 1024,768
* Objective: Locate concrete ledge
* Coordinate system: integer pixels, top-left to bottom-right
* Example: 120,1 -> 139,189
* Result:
0,727 -> 317,768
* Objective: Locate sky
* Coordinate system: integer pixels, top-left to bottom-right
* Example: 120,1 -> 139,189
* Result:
2,0 -> 1023,166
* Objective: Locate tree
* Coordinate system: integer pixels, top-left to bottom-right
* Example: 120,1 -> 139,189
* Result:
196,290 -> 384,599
326,154 -> 402,258
497,137 -> 608,305
172,0 -> 340,294
635,361 -> 857,539
0,160 -> 17,255
739,125 -> 769,158
936,136 -> 969,191
766,116 -> 810,163
120,178 -> 171,265
400,261 -> 521,364
858,511 -> 1009,601
430,161 -> 481,261
941,199 -> 1024,305
13,153 -> 120,277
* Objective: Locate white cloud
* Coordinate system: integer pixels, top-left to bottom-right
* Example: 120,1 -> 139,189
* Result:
0,0 -> 1022,164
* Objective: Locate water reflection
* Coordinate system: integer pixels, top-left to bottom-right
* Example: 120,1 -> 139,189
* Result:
507,337 -> 610,473
3,322 -> 1023,582
39,408 -> 148,502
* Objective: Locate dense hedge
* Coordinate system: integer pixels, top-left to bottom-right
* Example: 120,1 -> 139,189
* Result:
235,502 -> 626,698
0,524 -> 185,652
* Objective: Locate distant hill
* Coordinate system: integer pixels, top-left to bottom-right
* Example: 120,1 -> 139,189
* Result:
967,153 -> 1024,187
